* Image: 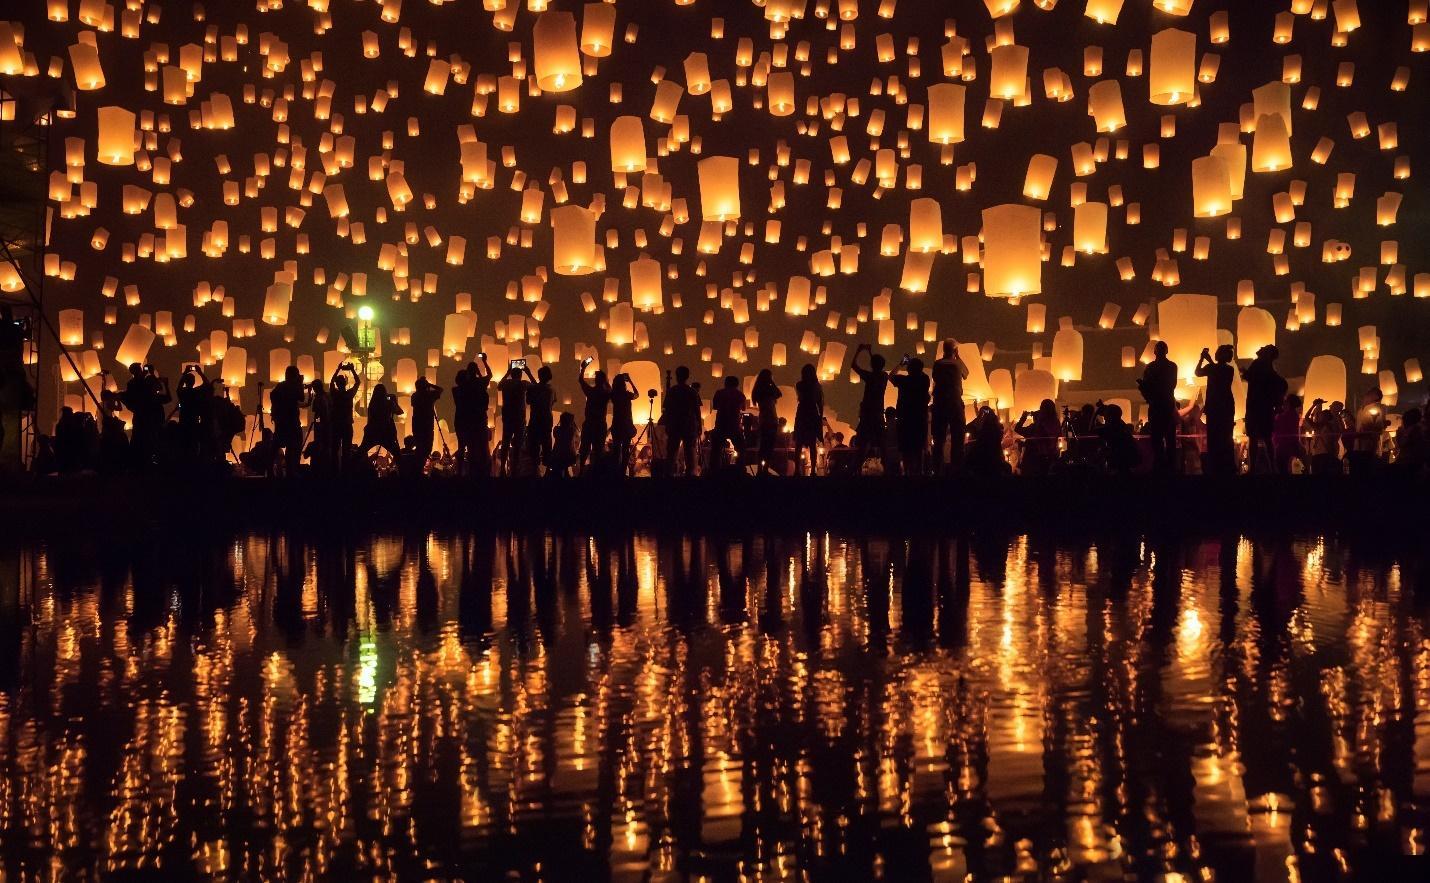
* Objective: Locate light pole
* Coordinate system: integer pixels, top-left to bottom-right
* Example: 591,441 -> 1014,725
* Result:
355,304 -> 377,414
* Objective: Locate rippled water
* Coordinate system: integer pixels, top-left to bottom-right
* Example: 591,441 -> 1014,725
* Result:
0,531 -> 1427,881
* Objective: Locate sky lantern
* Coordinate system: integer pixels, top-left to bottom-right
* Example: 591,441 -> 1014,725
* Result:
1073,202 -> 1109,254
989,44 -> 1029,101
1022,154 -> 1057,200
1252,82 -> 1293,137
608,116 -> 645,173
1014,368 -> 1058,414
697,156 -> 741,222
1251,114 -> 1292,172
1191,155 -> 1232,217
629,256 -> 663,312
909,198 -> 942,253
1149,30 -> 1197,105
1302,355 -> 1347,412
1085,0 -> 1124,25
534,11 -> 583,93
1088,80 -> 1126,132
1157,294 -> 1218,381
926,83 -> 966,144
96,106 -> 137,166
1051,321 -> 1084,381
1236,306 -> 1276,358
551,205 -> 597,275
581,3 -> 617,57
981,204 -> 1042,298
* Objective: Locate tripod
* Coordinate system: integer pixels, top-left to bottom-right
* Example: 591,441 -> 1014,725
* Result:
627,390 -> 658,477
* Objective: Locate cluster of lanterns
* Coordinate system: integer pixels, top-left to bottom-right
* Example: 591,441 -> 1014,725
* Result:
1,0 -> 1425,443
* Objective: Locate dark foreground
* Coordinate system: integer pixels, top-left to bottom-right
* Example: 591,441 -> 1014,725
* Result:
1,528 -> 1428,881
2,472 -> 1428,536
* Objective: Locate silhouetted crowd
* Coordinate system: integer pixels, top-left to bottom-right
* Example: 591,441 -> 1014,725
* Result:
33,341 -> 1429,481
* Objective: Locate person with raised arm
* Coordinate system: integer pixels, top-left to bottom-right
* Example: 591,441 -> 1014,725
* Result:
577,356 -> 611,473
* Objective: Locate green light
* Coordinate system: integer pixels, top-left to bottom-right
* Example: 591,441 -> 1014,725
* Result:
357,305 -> 375,322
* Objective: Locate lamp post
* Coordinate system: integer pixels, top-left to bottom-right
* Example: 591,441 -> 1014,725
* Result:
355,304 -> 377,414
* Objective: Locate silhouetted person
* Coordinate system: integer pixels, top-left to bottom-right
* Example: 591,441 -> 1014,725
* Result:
1274,395 -> 1307,474
454,356 -> 492,476
662,366 -> 702,476
98,391 -> 131,473
1348,387 -> 1386,477
850,343 -> 889,469
549,412 -> 579,477
328,362 -> 360,472
965,406 -> 1008,476
610,371 -> 639,472
359,383 -> 402,460
1304,398 -> 1345,475
1196,344 -> 1236,475
396,435 -> 425,479
306,377 -> 331,473
889,355 -> 930,475
269,365 -> 308,476
1242,344 -> 1287,473
526,365 -> 555,472
750,369 -> 782,475
1015,398 -> 1060,476
123,362 -> 169,469
709,375 -> 747,472
1096,402 -> 1140,474
1394,408 -> 1427,479
1139,341 -> 1179,473
497,360 -> 533,475
793,364 -> 823,476
930,340 -> 969,474
175,364 -> 212,463
577,357 -> 610,472
410,376 -> 443,458
241,427 -> 276,475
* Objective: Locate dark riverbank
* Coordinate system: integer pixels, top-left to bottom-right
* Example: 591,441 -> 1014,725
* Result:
2,473 -> 1426,538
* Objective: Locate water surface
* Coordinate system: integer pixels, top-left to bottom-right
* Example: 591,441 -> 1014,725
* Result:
0,531 -> 1426,881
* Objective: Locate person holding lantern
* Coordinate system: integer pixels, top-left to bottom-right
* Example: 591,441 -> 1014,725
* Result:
850,344 -> 890,471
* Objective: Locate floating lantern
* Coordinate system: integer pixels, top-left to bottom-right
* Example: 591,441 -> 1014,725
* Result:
1302,355 -> 1347,412
1149,29 -> 1196,105
981,204 -> 1042,297
1191,155 -> 1232,217
551,205 -> 597,275
534,11 -> 582,92
1157,293 -> 1218,381
697,156 -> 741,221
1236,306 -> 1276,358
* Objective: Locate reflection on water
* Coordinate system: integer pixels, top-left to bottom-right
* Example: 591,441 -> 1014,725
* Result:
0,531 -> 1427,881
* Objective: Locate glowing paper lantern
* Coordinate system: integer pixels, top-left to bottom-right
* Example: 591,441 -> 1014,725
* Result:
1251,114 -> 1292,172
1014,368 -> 1058,414
580,2 -> 617,57
697,156 -> 741,221
629,256 -> 663,312
1051,325 -> 1084,381
551,205 -> 597,275
1302,355 -> 1347,412
96,106 -> 137,166
1236,306 -> 1276,359
609,116 -> 646,172
1157,293 -> 1218,381
989,44 -> 1029,100
908,198 -> 942,253
1088,80 -> 1127,132
1149,29 -> 1197,105
115,323 -> 157,367
1191,155 -> 1232,217
534,11 -> 583,92
926,83 -> 966,144
1072,202 -> 1108,254
981,204 -> 1042,298
1085,0 -> 1124,24
1022,154 -> 1058,200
